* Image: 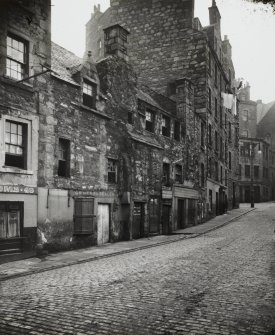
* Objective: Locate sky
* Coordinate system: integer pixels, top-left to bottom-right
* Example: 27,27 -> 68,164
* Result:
52,0 -> 275,103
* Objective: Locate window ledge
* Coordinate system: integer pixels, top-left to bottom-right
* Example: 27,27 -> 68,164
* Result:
1,76 -> 34,93
1,167 -> 33,175
79,104 -> 112,120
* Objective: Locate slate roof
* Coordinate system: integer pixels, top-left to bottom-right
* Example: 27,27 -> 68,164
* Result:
128,131 -> 163,150
51,42 -> 82,86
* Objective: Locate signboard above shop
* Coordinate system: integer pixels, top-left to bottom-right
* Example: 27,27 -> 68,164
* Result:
0,185 -> 38,195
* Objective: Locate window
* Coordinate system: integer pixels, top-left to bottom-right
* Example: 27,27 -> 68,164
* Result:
208,157 -> 213,178
83,81 -> 96,108
219,105 -> 223,127
215,98 -> 218,120
5,121 -> 27,169
209,190 -> 213,212
224,114 -> 227,130
201,122 -> 205,148
220,166 -> 223,184
254,166 -> 259,179
215,64 -> 218,86
245,165 -> 250,178
215,161 -> 219,181
225,169 -> 228,186
242,110 -> 248,122
162,163 -> 170,186
228,122 -> 232,142
175,164 -> 183,184
215,131 -> 218,153
161,115 -> 170,137
58,138 -> 70,177
174,121 -> 180,141
239,164 -> 242,177
108,159 -> 117,183
208,124 -> 212,147
229,152 -> 232,170
235,127 -> 239,146
145,109 -> 154,132
201,163 -> 205,187
220,137 -> 223,160
6,34 -> 28,80
208,88 -> 212,111
241,130 -> 248,138
74,198 -> 95,234
128,111 -> 133,124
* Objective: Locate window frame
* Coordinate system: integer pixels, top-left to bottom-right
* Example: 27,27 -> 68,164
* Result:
107,158 -> 117,184
6,33 -> 28,81
83,80 -> 97,109
145,109 -> 154,133
58,138 -> 70,178
161,114 -> 171,137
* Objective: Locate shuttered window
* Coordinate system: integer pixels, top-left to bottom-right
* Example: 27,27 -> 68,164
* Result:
74,198 -> 95,234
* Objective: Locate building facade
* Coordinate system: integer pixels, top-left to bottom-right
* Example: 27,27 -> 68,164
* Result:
0,0 -> 51,260
1,0 -> 241,260
238,84 -> 275,203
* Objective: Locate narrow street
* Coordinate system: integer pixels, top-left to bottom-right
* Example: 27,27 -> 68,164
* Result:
0,203 -> 275,335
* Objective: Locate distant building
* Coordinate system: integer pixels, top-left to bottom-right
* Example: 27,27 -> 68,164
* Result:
238,84 -> 275,202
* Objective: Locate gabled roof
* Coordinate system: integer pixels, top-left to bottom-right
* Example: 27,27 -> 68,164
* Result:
51,42 -> 82,86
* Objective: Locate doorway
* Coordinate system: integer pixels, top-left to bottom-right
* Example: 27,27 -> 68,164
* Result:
0,202 -> 23,239
97,204 -> 110,245
132,202 -> 144,239
177,199 -> 186,229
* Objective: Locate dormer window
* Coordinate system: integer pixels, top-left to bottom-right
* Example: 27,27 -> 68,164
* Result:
161,115 -> 170,137
145,109 -> 154,133
83,81 -> 96,109
6,34 -> 28,80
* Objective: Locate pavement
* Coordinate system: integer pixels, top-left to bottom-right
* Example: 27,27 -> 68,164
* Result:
0,206 -> 255,282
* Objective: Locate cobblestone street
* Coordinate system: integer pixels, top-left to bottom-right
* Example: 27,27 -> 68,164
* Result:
0,203 -> 275,335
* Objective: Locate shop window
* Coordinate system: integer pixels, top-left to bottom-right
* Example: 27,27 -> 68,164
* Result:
83,81 -> 97,109
162,163 -> 170,186
6,34 -> 28,80
145,109 -> 154,133
174,121 -> 180,141
175,164 -> 183,184
58,138 -> 70,177
108,159 -> 117,183
161,115 -> 170,137
74,198 -> 95,234
0,202 -> 22,239
5,120 -> 27,169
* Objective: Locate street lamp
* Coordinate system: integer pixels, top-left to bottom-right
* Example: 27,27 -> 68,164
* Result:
250,142 -> 262,208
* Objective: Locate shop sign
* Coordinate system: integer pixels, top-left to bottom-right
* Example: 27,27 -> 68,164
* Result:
0,185 -> 38,194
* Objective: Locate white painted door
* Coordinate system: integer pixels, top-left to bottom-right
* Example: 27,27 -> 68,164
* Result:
97,204 -> 110,245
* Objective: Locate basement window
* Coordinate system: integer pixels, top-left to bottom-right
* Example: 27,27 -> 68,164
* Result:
58,138 -> 70,177
83,81 -> 97,109
5,121 -> 27,169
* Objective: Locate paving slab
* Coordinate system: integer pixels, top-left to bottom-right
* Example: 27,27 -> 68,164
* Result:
0,207 -> 255,281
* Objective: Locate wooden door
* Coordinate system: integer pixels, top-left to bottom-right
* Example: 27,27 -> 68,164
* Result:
97,204 -> 110,245
162,205 -> 171,235
0,203 -> 21,239
177,199 -> 186,229
149,197 -> 159,234
133,203 -> 144,239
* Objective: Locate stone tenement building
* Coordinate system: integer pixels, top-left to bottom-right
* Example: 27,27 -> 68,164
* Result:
0,0 -> 51,260
0,0 -> 240,260
238,84 -> 275,202
87,0 -> 240,217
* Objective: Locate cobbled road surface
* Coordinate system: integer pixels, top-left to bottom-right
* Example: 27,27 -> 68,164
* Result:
0,203 -> 275,335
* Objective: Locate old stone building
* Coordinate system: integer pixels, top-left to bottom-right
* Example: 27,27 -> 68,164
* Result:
1,0 -> 241,259
238,84 -> 275,203
0,0 -> 51,260
86,0 -> 240,219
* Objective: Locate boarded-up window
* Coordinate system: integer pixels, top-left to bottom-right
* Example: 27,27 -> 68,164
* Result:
74,198 -> 95,234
